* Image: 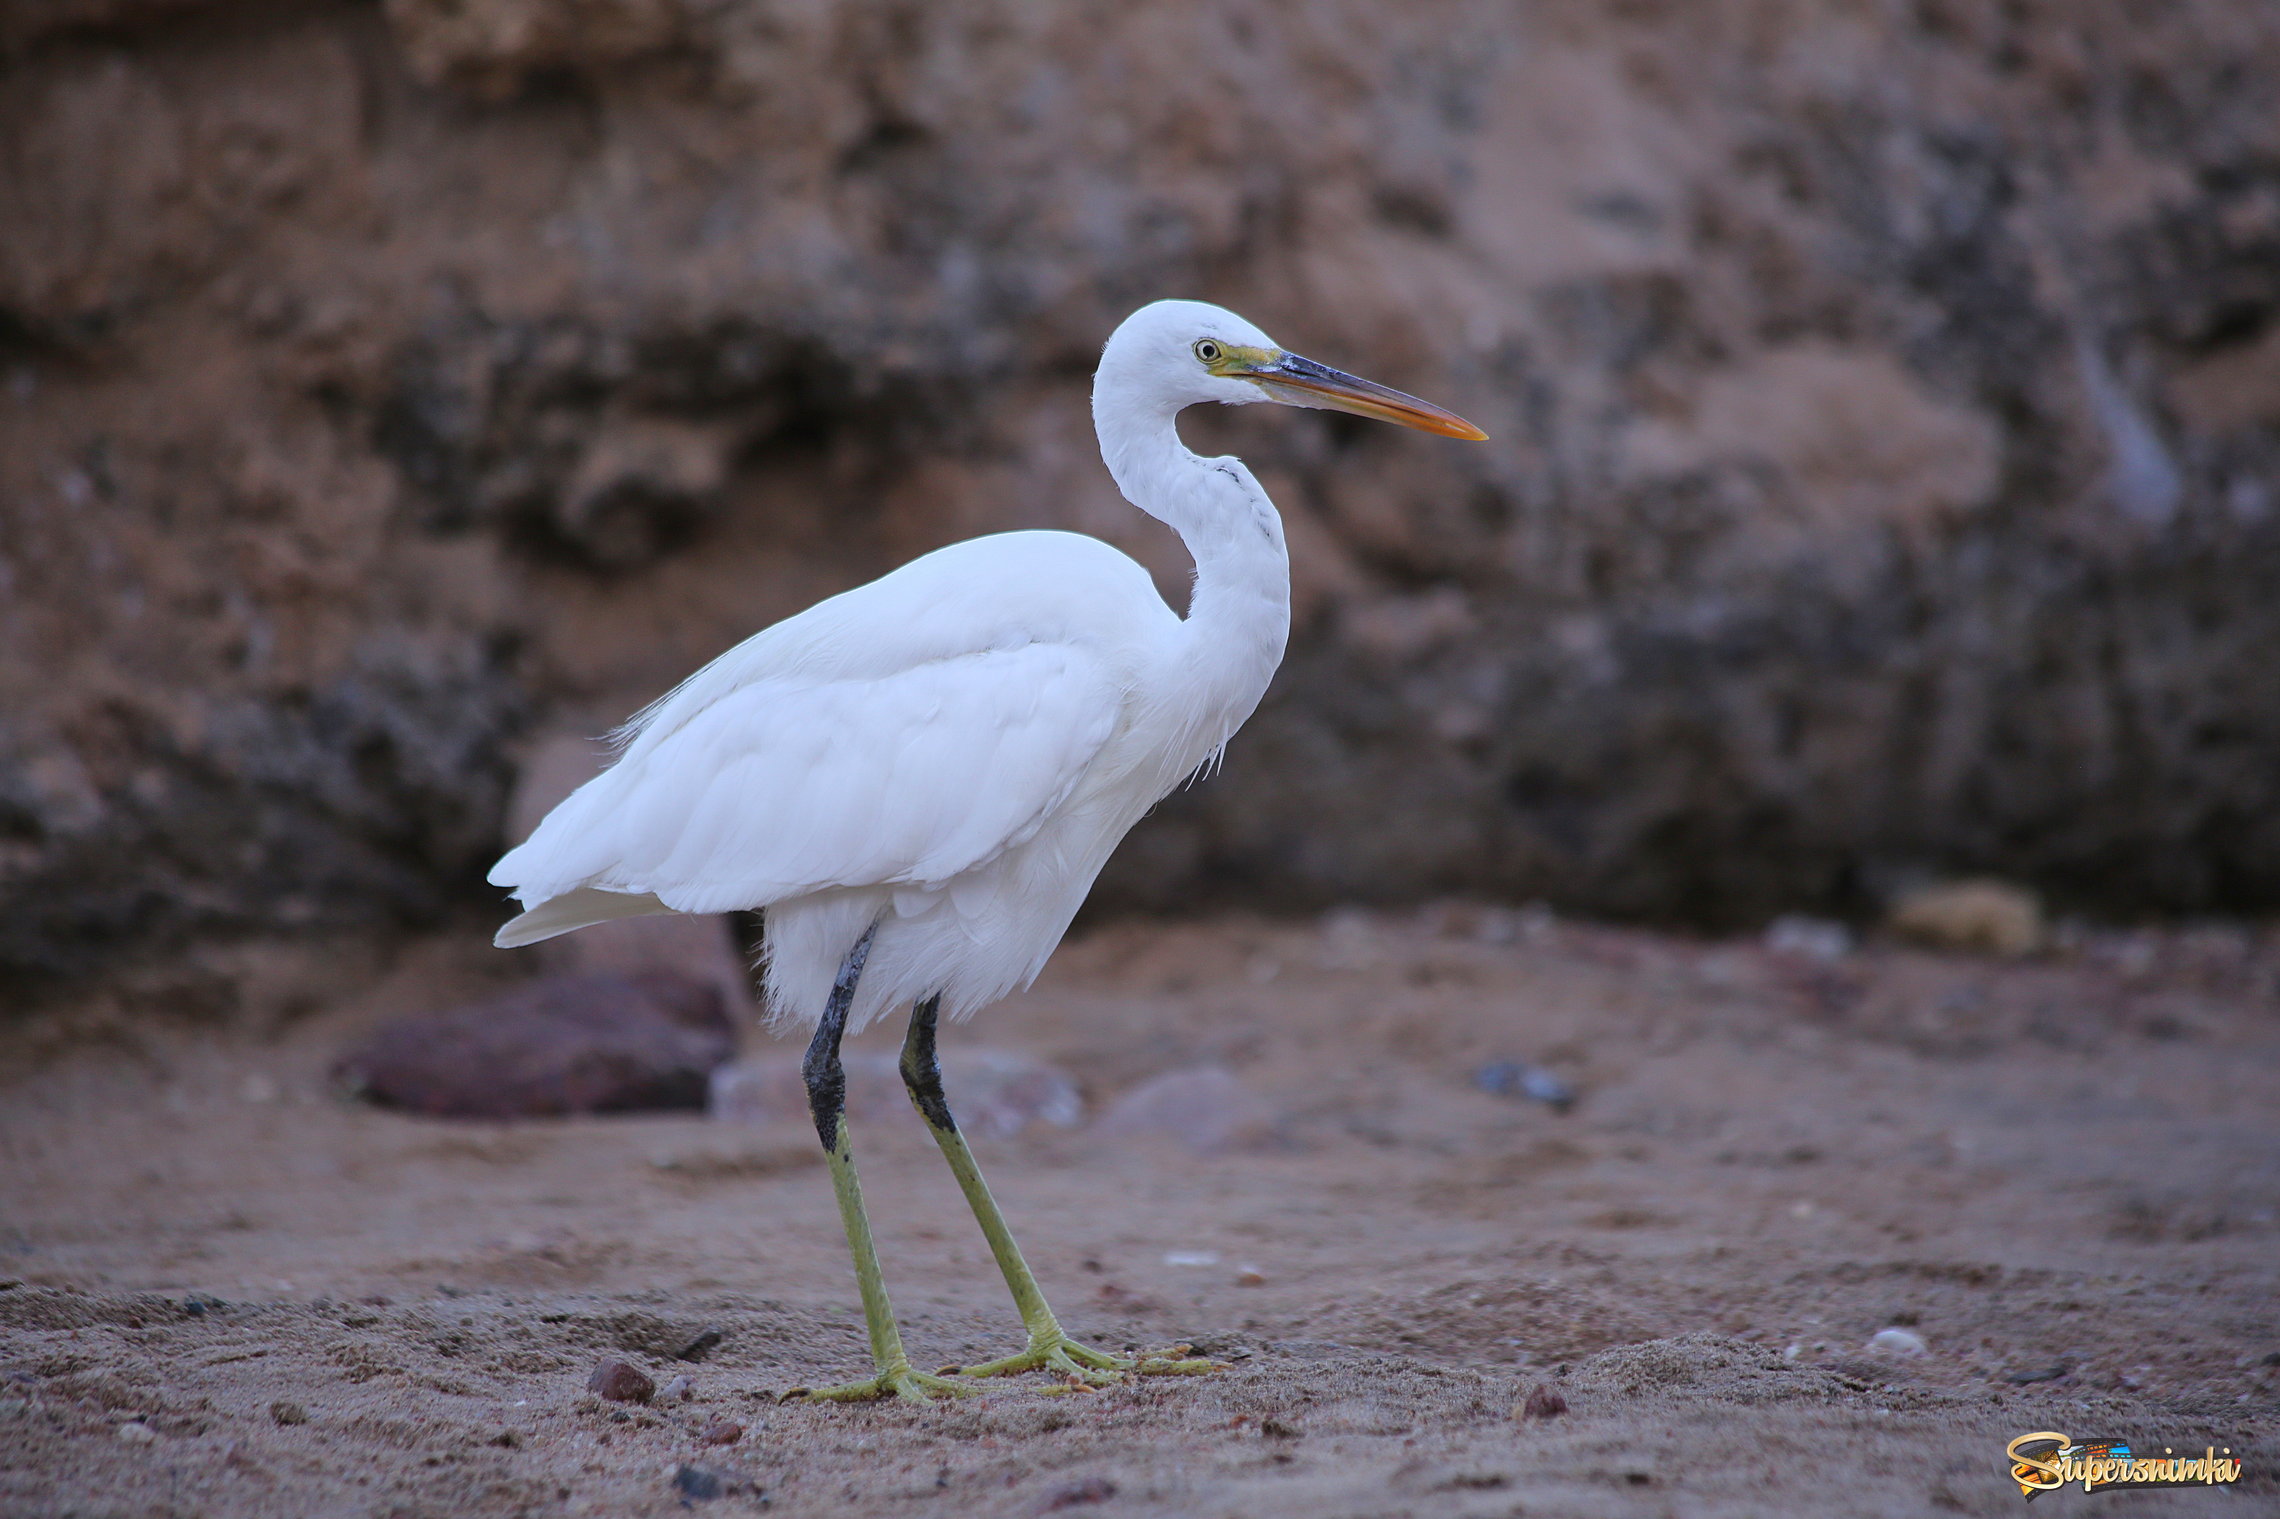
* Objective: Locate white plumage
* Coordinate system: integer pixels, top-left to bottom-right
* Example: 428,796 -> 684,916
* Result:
490,299 -> 1481,1033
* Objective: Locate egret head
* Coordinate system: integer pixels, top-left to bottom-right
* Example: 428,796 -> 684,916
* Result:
1097,299 -> 1487,440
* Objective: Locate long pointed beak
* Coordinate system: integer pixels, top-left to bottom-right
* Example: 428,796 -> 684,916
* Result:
1245,352 -> 1488,440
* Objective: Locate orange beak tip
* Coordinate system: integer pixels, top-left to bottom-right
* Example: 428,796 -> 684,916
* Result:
1420,414 -> 1489,442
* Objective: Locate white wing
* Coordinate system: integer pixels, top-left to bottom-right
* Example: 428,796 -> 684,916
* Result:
612,531 -> 1161,763
493,640 -> 1126,919
489,530 -> 1171,944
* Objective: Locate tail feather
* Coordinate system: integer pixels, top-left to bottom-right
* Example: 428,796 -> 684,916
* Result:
494,887 -> 672,948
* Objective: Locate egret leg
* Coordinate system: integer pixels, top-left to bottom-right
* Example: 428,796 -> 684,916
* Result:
787,930 -> 971,1405
898,996 -> 1217,1386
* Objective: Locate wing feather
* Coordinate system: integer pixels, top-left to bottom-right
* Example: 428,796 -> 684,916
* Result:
491,641 -> 1125,916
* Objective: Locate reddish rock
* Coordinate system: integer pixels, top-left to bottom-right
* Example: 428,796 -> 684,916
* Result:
1518,1384 -> 1568,1421
334,973 -> 732,1118
588,1358 -> 655,1404
698,1420 -> 743,1446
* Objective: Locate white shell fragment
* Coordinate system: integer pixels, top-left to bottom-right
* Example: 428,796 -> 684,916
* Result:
1865,1327 -> 1928,1357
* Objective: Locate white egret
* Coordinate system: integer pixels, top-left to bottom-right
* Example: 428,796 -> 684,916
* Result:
489,300 -> 1486,1401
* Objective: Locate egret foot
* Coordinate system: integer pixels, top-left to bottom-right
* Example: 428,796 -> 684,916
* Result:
949,1335 -> 1219,1385
791,1363 -> 977,1405
896,1001 -> 1223,1393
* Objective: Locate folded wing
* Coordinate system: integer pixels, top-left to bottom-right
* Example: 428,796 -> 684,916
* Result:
490,642 -> 1125,936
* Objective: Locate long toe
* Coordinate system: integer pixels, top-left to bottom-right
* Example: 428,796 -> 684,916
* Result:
956,1334 -> 1220,1386
792,1366 -> 978,1404
1041,1345 -> 1122,1386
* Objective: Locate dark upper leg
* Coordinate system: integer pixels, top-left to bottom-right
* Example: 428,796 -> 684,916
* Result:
800,925 -> 876,1152
898,994 -> 957,1134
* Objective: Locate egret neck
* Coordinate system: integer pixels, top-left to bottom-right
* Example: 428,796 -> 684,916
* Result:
1091,367 -> 1292,773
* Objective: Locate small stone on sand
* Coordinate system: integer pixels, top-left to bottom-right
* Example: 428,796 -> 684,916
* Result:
1517,1383 -> 1568,1420
588,1358 -> 656,1404
1764,915 -> 1854,962
1888,879 -> 2044,957
674,1326 -> 726,1362
1041,1476 -> 1117,1507
1474,1061 -> 1576,1112
672,1463 -> 724,1500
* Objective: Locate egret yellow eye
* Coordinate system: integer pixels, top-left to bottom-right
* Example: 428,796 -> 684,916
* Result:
1194,339 -> 1223,364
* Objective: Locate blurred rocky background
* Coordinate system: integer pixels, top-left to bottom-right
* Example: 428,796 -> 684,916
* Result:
5,0 -> 2279,1002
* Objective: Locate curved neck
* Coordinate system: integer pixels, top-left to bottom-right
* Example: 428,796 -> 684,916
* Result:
1092,384 -> 1291,755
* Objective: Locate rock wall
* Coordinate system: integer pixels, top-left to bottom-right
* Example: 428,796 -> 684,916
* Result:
4,0 -> 2279,991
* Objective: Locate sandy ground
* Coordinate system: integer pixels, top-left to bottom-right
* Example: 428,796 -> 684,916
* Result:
3,908 -> 2276,1517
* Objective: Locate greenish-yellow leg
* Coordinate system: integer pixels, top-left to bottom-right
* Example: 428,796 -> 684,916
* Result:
900,996 -> 1218,1386
787,929 -> 972,1405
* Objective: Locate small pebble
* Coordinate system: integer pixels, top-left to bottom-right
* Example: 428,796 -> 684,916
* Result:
674,1326 -> 726,1362
117,1421 -> 158,1443
589,1358 -> 656,1404
2008,1364 -> 2069,1385
269,1401 -> 308,1426
1865,1327 -> 1928,1357
1040,1476 -> 1117,1508
1889,878 -> 2045,957
1474,1061 -> 1575,1112
699,1420 -> 743,1446
1163,1251 -> 1219,1268
673,1463 -> 724,1501
1233,1266 -> 1267,1287
1516,1383 -> 1568,1421
659,1374 -> 694,1401
1764,915 -> 1854,961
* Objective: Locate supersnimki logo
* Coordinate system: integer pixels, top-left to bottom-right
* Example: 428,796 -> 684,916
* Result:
2005,1432 -> 2242,1498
